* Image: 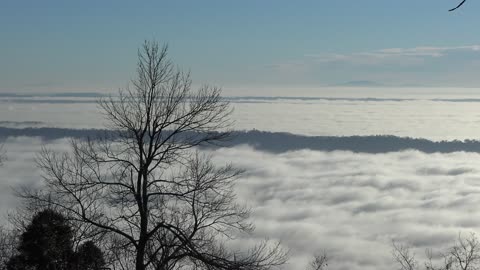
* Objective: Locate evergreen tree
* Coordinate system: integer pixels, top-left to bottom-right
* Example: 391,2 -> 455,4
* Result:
75,241 -> 106,270
6,210 -> 73,270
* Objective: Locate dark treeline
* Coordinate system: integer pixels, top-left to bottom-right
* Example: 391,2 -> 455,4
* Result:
1,127 -> 480,154
0,92 -> 105,98
230,131 -> 480,153
0,127 -> 109,140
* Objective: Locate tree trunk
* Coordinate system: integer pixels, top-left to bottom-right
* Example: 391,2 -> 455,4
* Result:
136,239 -> 146,270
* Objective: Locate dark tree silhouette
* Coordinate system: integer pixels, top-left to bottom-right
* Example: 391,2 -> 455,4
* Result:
5,256 -> 27,270
75,241 -> 106,270
24,41 -> 287,270
4,209 -> 106,270
6,209 -> 74,270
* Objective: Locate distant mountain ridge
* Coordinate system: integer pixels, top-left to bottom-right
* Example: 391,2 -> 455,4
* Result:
1,127 -> 480,154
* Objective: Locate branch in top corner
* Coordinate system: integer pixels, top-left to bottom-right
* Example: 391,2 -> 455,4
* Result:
449,0 -> 467,11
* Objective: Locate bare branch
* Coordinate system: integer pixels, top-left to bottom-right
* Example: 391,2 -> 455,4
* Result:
449,233 -> 480,270
449,0 -> 467,11
392,241 -> 418,270
308,251 -> 329,270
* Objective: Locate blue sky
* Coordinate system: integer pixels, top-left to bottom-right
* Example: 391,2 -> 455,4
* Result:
2,0 -> 480,93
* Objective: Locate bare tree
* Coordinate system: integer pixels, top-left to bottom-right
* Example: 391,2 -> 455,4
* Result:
0,147 -> 11,270
424,248 -> 454,270
449,233 -> 480,270
22,41 -> 286,270
308,251 -> 329,270
0,226 -> 17,270
393,233 -> 480,270
392,241 -> 418,270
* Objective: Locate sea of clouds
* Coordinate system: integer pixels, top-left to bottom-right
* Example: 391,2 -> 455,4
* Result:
2,137 -> 480,270
3,89 -> 480,270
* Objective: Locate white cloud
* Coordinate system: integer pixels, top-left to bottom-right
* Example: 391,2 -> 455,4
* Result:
230,98 -> 480,141
3,139 -> 480,269
0,137 -> 72,218
6,96 -> 480,140
207,146 -> 480,270
304,45 -> 480,66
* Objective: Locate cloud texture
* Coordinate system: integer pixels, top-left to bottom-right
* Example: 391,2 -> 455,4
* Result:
208,146 -> 480,270
3,138 -> 480,270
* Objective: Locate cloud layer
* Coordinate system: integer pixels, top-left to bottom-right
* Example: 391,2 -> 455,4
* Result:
210,146 -> 480,270
4,95 -> 480,141
3,138 -> 480,270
